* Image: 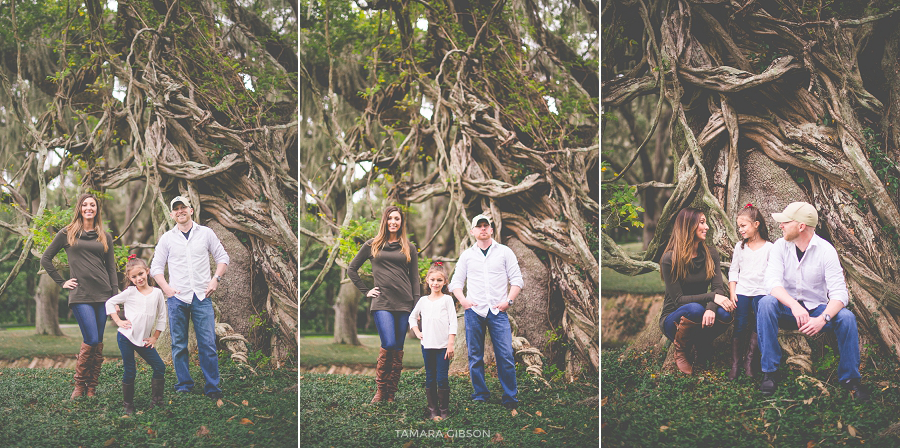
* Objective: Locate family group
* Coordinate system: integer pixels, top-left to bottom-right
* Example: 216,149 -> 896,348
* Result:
661,202 -> 868,400
348,206 -> 524,421
42,194 -> 230,415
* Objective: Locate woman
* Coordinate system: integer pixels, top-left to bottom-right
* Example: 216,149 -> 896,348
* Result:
41,193 -> 118,399
348,206 -> 420,403
659,207 -> 735,375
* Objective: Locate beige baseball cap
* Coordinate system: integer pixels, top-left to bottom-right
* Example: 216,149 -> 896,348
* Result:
170,196 -> 192,210
772,202 -> 818,227
471,213 -> 492,228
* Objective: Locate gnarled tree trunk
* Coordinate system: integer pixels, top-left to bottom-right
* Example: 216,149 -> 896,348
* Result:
34,273 -> 63,336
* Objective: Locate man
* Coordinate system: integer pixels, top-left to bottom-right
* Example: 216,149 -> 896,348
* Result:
449,213 -> 524,410
757,202 -> 868,400
151,196 -> 230,400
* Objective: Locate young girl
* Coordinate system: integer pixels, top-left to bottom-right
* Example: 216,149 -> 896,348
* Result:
659,207 -> 734,375
727,203 -> 773,380
408,262 -> 457,421
105,255 -> 167,415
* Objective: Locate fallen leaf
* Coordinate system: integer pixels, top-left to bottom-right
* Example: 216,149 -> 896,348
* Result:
536,411 -> 542,417
601,397 -> 607,406
807,441 -> 816,448
660,426 -> 669,431
402,442 -> 414,448
299,376 -> 304,380
242,400 -> 249,406
104,438 -> 116,447
147,429 -> 155,436
848,425 -> 857,437
510,409 -> 518,417
837,421 -> 842,430
217,399 -> 224,407
240,418 -> 254,425
196,426 -> 210,437
227,415 -> 238,422
248,431 -> 254,434
803,397 -> 814,404
491,433 -> 504,443
533,428 -> 547,435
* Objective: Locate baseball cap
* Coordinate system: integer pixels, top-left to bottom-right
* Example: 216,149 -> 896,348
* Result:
471,213 -> 492,228
772,202 -> 818,227
170,196 -> 192,211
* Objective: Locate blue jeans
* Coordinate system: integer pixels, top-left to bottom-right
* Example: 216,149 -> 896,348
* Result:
734,294 -> 764,337
422,347 -> 450,389
465,309 -> 517,405
167,294 -> 220,395
117,332 -> 166,384
71,303 -> 108,346
373,310 -> 410,350
663,303 -> 733,341
756,295 -> 860,382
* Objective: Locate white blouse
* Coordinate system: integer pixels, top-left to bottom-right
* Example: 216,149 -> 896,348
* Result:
408,294 -> 458,349
105,286 -> 167,346
728,241 -> 773,296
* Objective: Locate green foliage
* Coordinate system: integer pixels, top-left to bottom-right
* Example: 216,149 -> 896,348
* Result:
30,206 -> 73,263
337,218 -> 381,277
602,347 -> 900,447
813,345 -> 837,371
863,127 -> 899,195
602,183 -> 645,231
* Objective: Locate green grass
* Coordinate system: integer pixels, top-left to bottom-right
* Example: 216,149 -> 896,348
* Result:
601,242 -> 665,295
300,368 -> 598,446
300,334 -> 425,368
0,324 -> 121,359
0,360 -> 297,446
601,347 -> 900,446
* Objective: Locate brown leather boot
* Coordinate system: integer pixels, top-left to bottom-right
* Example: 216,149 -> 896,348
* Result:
424,387 -> 439,420
86,342 -> 103,397
70,343 -> 92,399
149,377 -> 165,409
370,348 -> 392,404
437,387 -> 450,420
122,382 -> 135,415
385,349 -> 404,402
744,332 -> 758,377
728,337 -> 743,380
673,317 -> 699,375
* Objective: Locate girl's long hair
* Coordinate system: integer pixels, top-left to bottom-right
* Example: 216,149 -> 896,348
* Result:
424,262 -> 450,295
65,193 -> 109,252
370,205 -> 411,262
123,256 -> 153,288
737,204 -> 771,249
661,207 -> 715,282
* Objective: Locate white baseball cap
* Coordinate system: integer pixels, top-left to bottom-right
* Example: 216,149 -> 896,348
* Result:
471,214 -> 492,228
170,196 -> 192,211
772,202 -> 818,227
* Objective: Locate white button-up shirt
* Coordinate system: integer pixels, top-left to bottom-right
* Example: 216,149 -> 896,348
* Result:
150,223 -> 230,304
448,239 -> 524,317
763,234 -> 849,309
105,286 -> 167,346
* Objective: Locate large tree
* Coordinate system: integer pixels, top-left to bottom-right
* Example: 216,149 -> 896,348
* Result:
301,0 -> 599,375
0,0 -> 298,360
602,0 -> 900,360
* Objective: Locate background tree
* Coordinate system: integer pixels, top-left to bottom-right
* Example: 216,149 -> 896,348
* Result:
300,0 -> 599,376
0,0 -> 297,362
602,0 -> 900,362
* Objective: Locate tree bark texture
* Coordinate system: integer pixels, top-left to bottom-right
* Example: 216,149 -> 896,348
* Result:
333,275 -> 362,346
34,273 -> 63,336
602,0 -> 900,364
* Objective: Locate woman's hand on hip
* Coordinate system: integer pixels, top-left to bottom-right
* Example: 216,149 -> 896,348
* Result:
62,278 -> 78,290
366,287 -> 381,298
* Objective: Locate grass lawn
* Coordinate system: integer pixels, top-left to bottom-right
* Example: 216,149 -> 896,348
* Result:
601,241 -> 665,295
301,369 -> 598,446
602,347 -> 900,446
0,324 -> 121,359
0,360 -> 297,446
300,334 -> 425,368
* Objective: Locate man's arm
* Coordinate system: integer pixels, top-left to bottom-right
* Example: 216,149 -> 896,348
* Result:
150,235 -> 178,298
448,251 -> 472,309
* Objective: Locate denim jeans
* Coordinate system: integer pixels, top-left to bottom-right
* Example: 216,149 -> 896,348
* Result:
117,332 -> 166,384
71,303 -> 108,346
734,294 -> 765,337
662,303 -> 733,341
373,310 -> 410,351
421,347 -> 450,389
756,295 -> 860,382
464,309 -> 517,405
167,294 -> 220,395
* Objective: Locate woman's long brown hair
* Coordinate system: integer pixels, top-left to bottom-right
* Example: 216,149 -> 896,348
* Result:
65,193 -> 109,252
370,205 -> 411,262
661,207 -> 714,282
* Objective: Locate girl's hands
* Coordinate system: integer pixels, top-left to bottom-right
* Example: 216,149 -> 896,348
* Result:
444,346 -> 454,360
702,309 -> 716,327
117,319 -> 132,329
367,287 -> 381,298
714,294 -> 736,312
143,337 -> 157,348
62,278 -> 78,290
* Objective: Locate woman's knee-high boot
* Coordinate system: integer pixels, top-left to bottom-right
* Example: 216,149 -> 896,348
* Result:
673,317 -> 699,375
70,343 -> 92,399
385,349 -> 404,402
370,348 -> 392,404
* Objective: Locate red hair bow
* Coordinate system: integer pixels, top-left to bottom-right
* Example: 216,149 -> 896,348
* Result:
745,203 -> 753,208
435,261 -> 442,265
128,254 -> 137,260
